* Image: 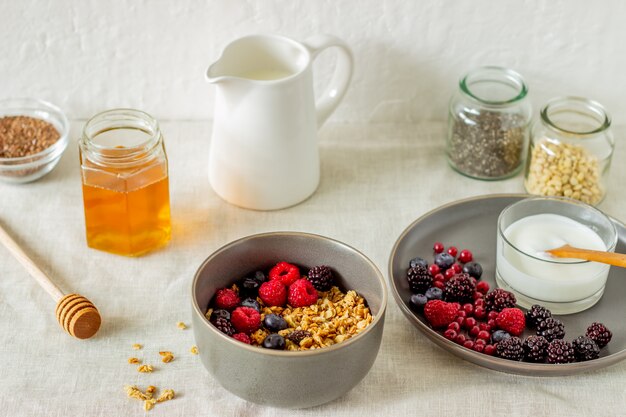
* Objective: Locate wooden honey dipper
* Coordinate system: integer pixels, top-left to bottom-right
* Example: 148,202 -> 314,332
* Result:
0,223 -> 101,339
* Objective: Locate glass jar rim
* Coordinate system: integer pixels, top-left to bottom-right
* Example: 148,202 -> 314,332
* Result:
459,66 -> 528,106
540,96 -> 612,136
80,108 -> 162,167
497,196 -> 618,265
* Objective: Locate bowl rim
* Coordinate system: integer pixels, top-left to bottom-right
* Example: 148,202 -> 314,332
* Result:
388,193 -> 626,374
0,97 -> 70,165
191,231 -> 388,357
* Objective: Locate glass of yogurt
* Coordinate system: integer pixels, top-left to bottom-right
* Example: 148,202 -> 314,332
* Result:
496,196 -> 618,314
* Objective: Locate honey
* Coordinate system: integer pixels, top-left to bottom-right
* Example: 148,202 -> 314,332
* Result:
80,109 -> 171,256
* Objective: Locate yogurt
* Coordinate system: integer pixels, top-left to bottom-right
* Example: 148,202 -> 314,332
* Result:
496,213 -> 610,310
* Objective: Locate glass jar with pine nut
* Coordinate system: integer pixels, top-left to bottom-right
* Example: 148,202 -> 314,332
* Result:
524,97 -> 614,206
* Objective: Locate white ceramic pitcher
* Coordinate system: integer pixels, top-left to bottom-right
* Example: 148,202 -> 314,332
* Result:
206,34 -> 353,210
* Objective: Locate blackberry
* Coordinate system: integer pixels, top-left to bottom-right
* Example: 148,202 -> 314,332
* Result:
536,317 -> 565,342
407,265 -> 433,294
522,335 -> 549,363
484,289 -> 516,312
287,330 -> 312,345
525,304 -> 552,328
572,335 -> 600,362
586,322 -> 612,348
307,265 -> 334,291
496,336 -> 524,361
546,339 -> 575,364
443,273 -> 476,302
213,317 -> 235,336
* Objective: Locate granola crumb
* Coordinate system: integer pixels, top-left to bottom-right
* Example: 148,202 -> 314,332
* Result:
132,343 -> 142,350
146,386 -> 156,396
128,357 -> 141,365
137,364 -> 153,373
176,321 -> 187,330
125,385 -> 150,401
161,353 -> 174,363
156,389 -> 175,403
144,399 -> 156,411
190,345 -> 198,355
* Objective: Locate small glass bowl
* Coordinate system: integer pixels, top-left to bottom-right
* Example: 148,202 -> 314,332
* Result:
0,98 -> 69,183
496,196 -> 617,314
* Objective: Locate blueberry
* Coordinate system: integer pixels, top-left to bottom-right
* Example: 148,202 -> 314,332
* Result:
409,294 -> 428,312
263,313 -> 288,332
254,271 -> 267,283
239,277 -> 261,297
492,330 -> 511,343
262,333 -> 286,350
210,309 -> 230,322
462,262 -> 483,279
409,256 -> 428,269
425,287 -> 443,300
240,297 -> 261,312
434,253 -> 455,270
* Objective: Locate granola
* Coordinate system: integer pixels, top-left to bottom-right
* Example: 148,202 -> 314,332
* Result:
176,322 -> 187,330
137,364 -> 154,373
190,345 -> 199,355
125,385 -> 175,412
128,357 -> 141,365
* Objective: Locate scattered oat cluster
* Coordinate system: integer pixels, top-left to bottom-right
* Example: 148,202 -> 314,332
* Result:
525,139 -> 603,205
125,385 -> 175,411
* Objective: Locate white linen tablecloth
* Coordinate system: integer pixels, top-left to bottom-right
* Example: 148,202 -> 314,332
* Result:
1,121 -> 624,416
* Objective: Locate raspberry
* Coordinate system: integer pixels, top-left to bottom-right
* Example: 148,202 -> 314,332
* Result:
233,333 -> 251,344
495,308 -> 526,336
484,288 -> 516,312
213,317 -> 235,336
586,322 -> 612,348
230,306 -> 261,334
407,265 -> 433,293
572,335 -> 600,361
288,278 -> 319,307
269,261 -> 301,286
214,288 -> 240,310
423,300 -> 459,328
258,280 -> 287,307
307,265 -> 334,291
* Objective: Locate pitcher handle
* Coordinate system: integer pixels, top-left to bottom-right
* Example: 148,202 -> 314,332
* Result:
303,35 -> 354,128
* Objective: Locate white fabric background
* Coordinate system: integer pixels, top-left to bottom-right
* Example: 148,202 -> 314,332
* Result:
0,121 -> 624,416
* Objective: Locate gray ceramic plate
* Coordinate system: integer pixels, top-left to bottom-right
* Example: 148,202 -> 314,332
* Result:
389,194 -> 626,376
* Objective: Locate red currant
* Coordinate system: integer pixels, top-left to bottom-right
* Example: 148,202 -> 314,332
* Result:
456,310 -> 467,318
433,242 -> 444,254
469,325 -> 480,337
434,273 -> 445,281
472,291 -> 483,301
452,263 -> 463,274
463,340 -> 475,350
443,329 -> 457,340
433,280 -> 445,289
476,281 -> 490,294
447,321 -> 461,332
474,298 -> 485,307
444,268 -> 456,280
487,319 -> 496,328
474,338 -> 486,346
479,323 -> 491,332
484,344 -> 496,356
454,334 -> 466,345
464,317 -> 477,330
447,246 -> 458,258
477,330 -> 491,341
487,311 -> 499,320
474,306 -> 486,319
458,249 -> 473,263
455,316 -> 465,325
428,264 -> 440,276
462,303 -> 474,316
473,343 -> 485,353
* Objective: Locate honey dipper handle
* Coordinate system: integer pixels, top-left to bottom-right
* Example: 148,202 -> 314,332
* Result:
0,222 -> 64,301
547,244 -> 626,268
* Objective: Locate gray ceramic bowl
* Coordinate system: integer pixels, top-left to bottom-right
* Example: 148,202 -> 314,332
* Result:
191,232 -> 387,408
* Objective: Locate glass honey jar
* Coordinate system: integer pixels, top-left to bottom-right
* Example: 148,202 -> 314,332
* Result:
79,109 -> 171,256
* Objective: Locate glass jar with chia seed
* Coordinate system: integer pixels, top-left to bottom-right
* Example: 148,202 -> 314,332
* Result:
447,66 -> 532,180
524,97 -> 613,206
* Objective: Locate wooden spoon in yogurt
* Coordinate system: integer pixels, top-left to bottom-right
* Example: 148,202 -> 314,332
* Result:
546,244 -> 626,268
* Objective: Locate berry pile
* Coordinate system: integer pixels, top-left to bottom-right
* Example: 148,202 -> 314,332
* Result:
406,242 -> 613,364
207,261 -> 365,351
